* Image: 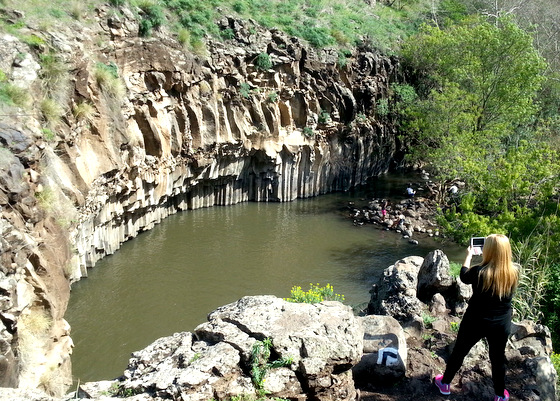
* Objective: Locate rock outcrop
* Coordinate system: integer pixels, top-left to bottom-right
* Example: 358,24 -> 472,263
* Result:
367,250 -> 558,401
106,296 -> 362,401
0,3 -> 401,392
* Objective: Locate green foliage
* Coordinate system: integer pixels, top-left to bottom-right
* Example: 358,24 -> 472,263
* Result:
109,0 -> 127,6
401,17 -> 546,178
285,283 -> 345,304
267,91 -> 278,103
39,52 -> 68,98
137,0 -> 166,37
449,262 -> 461,278
512,238 -> 551,324
239,82 -> 251,99
318,110 -> 330,124
41,128 -> 56,142
94,62 -> 125,99
302,127 -> 314,139
376,98 -> 389,117
21,34 -> 46,48
551,353 -> 560,389
542,262 -> 560,349
422,312 -> 437,328
221,27 -> 235,40
450,321 -> 460,333
254,52 -> 272,71
40,98 -> 64,127
250,338 -> 293,396
73,101 -> 95,122
0,81 -> 30,107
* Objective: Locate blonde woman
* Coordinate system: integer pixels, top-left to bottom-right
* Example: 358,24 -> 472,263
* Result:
434,234 -> 519,401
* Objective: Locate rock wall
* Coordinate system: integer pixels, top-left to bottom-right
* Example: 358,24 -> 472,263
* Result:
0,3 -> 400,395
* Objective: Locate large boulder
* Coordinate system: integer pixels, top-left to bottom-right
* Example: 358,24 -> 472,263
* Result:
368,256 -> 424,322
416,250 -> 454,303
118,295 -> 363,401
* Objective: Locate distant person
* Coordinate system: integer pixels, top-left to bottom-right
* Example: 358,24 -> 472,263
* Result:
381,200 -> 388,221
406,184 -> 416,198
434,234 -> 518,401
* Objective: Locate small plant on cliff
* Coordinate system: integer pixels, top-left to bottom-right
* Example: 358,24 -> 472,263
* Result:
250,338 -> 293,396
285,283 -> 345,304
254,52 -> 272,71
267,91 -> 278,103
94,62 -> 125,99
422,312 -> 437,329
318,110 -> 330,124
302,126 -> 314,139
239,82 -> 252,99
73,101 -> 95,122
449,261 -> 461,278
136,0 -> 166,37
40,97 -> 64,127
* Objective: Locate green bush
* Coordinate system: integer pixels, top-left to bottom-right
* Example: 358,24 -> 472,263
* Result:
254,52 -> 272,71
40,98 -> 63,127
0,82 -> 30,107
137,1 -> 165,37
449,262 -> 461,278
318,110 -> 330,124
303,126 -> 314,139
239,82 -> 251,99
285,283 -> 345,304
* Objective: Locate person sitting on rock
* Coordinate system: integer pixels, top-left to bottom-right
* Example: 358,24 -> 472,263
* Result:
434,234 -> 518,401
406,184 -> 416,198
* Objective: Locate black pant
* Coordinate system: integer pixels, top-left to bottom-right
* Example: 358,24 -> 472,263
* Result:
442,307 -> 511,396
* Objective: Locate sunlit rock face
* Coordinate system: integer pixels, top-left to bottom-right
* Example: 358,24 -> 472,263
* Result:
63,12 -> 401,277
0,4 -> 399,393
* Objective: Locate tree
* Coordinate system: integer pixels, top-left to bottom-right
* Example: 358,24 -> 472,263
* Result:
401,16 -> 547,180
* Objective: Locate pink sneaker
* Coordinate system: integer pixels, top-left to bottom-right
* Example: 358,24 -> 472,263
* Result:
494,389 -> 510,401
434,374 -> 450,395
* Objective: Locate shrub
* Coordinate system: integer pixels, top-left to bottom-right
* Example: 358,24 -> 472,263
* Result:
39,52 -> 67,97
449,262 -> 462,278
239,82 -> 251,99
318,110 -> 330,124
21,34 -> 46,48
137,1 -> 165,37
40,98 -> 64,126
285,283 -> 345,304
250,338 -> 293,395
220,27 -> 235,40
73,101 -> 95,122
303,126 -> 314,139
422,312 -> 437,328
254,52 -> 272,71
177,28 -> 191,46
267,91 -> 278,103
0,82 -> 30,107
94,62 -> 125,99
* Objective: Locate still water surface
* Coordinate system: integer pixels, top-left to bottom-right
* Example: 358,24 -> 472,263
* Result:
66,175 -> 464,382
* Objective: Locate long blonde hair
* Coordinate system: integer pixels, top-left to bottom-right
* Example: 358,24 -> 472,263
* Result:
480,234 -> 519,299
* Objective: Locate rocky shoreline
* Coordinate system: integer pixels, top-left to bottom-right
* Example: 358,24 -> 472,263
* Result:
1,250 -> 555,401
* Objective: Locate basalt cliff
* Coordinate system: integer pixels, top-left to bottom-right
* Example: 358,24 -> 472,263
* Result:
0,3 -> 401,395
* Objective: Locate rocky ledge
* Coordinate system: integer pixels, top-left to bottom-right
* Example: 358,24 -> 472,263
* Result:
1,250 -> 555,401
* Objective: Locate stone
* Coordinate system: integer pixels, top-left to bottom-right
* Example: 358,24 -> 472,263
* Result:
368,256 -> 425,322
353,315 -> 407,384
116,296 -> 362,401
416,250 -> 453,303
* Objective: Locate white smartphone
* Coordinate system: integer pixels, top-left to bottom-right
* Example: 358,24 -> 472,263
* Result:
470,237 -> 485,256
